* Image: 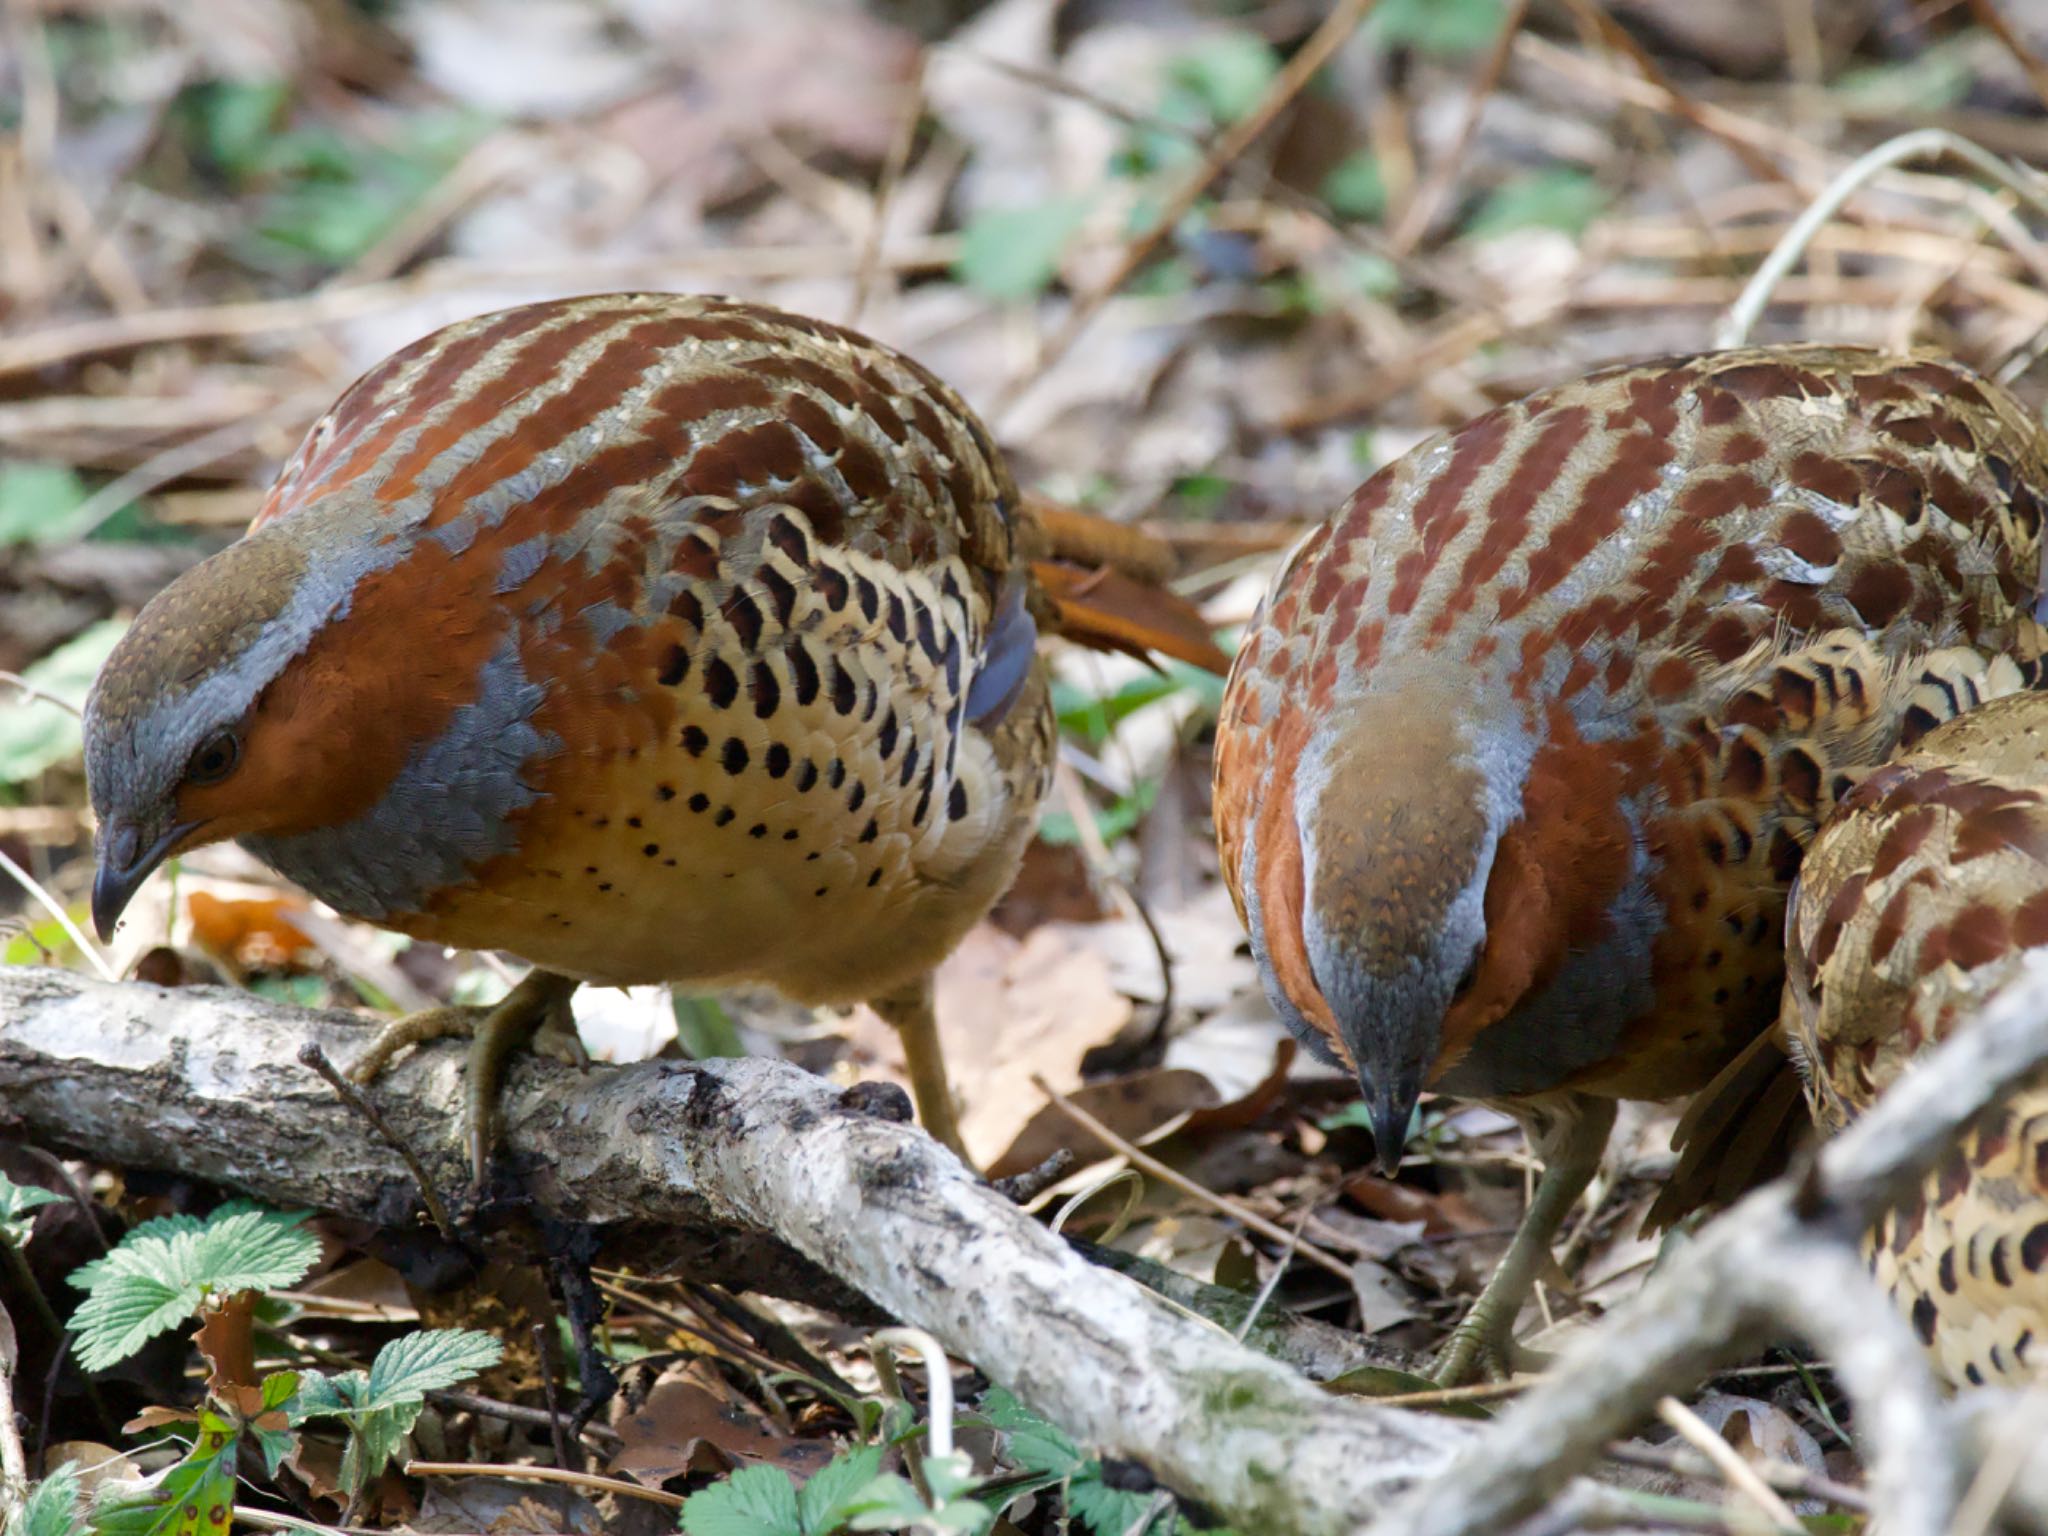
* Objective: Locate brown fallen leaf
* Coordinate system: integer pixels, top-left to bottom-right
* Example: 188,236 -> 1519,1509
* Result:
608,1377 -> 836,1487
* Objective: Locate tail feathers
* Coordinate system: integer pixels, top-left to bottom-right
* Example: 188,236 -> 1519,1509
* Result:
1644,1026 -> 1813,1232
1023,495 -> 1177,584
1030,560 -> 1232,676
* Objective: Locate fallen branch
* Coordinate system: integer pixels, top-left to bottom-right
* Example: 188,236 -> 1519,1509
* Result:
9,958 -> 2048,1536
0,966 -> 1477,1534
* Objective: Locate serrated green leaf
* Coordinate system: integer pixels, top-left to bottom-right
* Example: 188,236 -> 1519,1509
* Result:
1464,168 -> 1606,240
1067,1473 -> 1152,1536
67,1206 -> 315,1370
252,1424 -> 297,1480
70,1274 -> 203,1372
680,1463 -> 803,1536
953,197 -> 1093,302
338,1404 -> 410,1497
364,1327 -> 502,1408
842,1474 -> 929,1531
289,1368 -> 368,1424
795,1445 -> 883,1534
0,617 -> 128,784
187,1209 -> 319,1295
10,1461 -> 81,1536
982,1389 -> 1082,1479
0,1174 -> 68,1250
258,1370 -> 299,1413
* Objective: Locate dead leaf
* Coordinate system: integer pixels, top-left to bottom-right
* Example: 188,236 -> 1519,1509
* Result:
608,1378 -> 835,1486
185,892 -> 317,974
989,1068 -> 1219,1182
1350,1260 -> 1423,1334
43,1442 -> 144,1502
195,1291 -> 259,1395
846,923 -> 1133,1170
417,1479 -> 604,1535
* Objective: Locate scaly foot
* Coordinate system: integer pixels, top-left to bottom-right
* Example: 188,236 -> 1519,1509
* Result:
348,969 -> 583,1184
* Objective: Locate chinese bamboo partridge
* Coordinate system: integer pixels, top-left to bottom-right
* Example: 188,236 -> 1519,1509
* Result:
1212,345 -> 2048,1380
1780,688 -> 2048,1389
83,292 -> 1223,1179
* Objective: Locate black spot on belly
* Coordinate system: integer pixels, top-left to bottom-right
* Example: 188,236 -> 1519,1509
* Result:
643,843 -> 661,857
714,807 -> 736,827
682,724 -> 709,756
704,657 -> 739,709
878,709 -> 899,759
783,829 -> 799,841
827,758 -> 847,789
848,781 -> 866,812
750,661 -> 780,719
725,589 -> 765,650
885,590 -> 908,645
832,660 -> 857,715
723,739 -> 750,775
867,868 -> 882,887
788,640 -> 820,705
689,793 -> 711,812
659,644 -> 691,686
948,781 -> 969,821
816,563 -> 849,611
628,816 -> 642,829
854,573 -> 880,623
657,783 -> 677,800
599,882 -> 612,892
796,759 -> 819,792
759,564 -> 798,627
766,743 -> 791,778
859,818 -> 878,843
899,740 -> 919,788
749,823 -> 768,839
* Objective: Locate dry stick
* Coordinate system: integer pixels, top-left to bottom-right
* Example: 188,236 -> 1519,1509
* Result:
1386,0 -> 1529,256
993,0 -> 1383,417
428,1389 -> 622,1450
0,1302 -> 26,1521
401,1460 -> 685,1509
1716,128 -> 2048,349
531,1322 -> 576,1473
0,672 -> 80,718
295,1043 -> 456,1240
848,50 -> 927,328
1654,1396 -> 1801,1535
1030,1073 -> 1355,1285
1371,949 -> 2048,1536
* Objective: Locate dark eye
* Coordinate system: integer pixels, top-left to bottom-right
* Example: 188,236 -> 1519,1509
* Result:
186,729 -> 241,785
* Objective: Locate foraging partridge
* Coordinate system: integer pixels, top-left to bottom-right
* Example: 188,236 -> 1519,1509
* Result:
84,293 -> 1223,1177
1780,689 -> 2048,1389
1212,345 -> 2048,1380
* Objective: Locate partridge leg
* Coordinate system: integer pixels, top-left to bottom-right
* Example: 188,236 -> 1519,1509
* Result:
1432,1094 -> 1616,1385
348,969 -> 584,1183
867,975 -> 973,1167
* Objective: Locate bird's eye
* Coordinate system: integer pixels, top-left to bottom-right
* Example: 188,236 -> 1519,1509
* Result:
186,729 -> 242,785
1451,954 -> 1481,1001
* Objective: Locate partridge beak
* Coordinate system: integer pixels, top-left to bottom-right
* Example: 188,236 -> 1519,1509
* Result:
92,817 -> 197,941
1365,1077 -> 1420,1178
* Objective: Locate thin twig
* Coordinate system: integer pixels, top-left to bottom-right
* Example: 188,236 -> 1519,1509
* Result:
848,51 -> 927,327
1030,1072 -> 1355,1284
532,1322 -> 576,1472
0,672 -> 81,718
428,1388 -> 621,1450
295,1043 -> 456,1239
996,0 -> 1383,415
1601,1441 -> 1868,1513
1654,1396 -> 1801,1534
402,1459 -> 685,1508
1717,129 -> 2048,348
1236,1204 -> 1316,1343
0,848 -> 114,982
1387,0 -> 1530,256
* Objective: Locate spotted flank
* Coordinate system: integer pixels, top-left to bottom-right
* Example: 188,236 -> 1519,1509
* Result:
1783,690 -> 2048,1388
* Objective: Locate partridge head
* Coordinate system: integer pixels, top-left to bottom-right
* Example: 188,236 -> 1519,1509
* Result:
85,292 -> 1221,1172
1215,344 -> 2048,1376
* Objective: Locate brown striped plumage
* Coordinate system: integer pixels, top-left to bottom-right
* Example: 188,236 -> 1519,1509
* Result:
1781,690 -> 2048,1388
83,293 -> 1218,1172
1213,345 -> 2048,1379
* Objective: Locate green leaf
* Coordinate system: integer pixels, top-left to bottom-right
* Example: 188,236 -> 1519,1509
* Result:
982,1389 -> 1082,1479
67,1206 -> 316,1371
10,1461 -> 81,1536
953,197 -> 1093,302
92,1411 -> 238,1536
0,1174 -> 68,1250
1166,32 -> 1279,124
258,1370 -> 300,1413
842,1474 -> 930,1531
673,995 -> 744,1061
364,1327 -> 502,1409
289,1368 -> 368,1423
1372,0 -> 1506,55
338,1404 -> 411,1498
1320,152 -> 1386,221
1464,168 -> 1605,240
0,617 -> 128,785
1066,1475 -> 1152,1536
795,1445 -> 883,1534
0,462 -> 90,545
175,79 -> 290,181
680,1464 -> 803,1536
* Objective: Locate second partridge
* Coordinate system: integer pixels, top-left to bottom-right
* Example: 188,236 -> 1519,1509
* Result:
1213,345 -> 2048,1379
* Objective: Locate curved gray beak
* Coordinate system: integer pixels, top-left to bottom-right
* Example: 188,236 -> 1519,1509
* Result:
92,818 -> 196,941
